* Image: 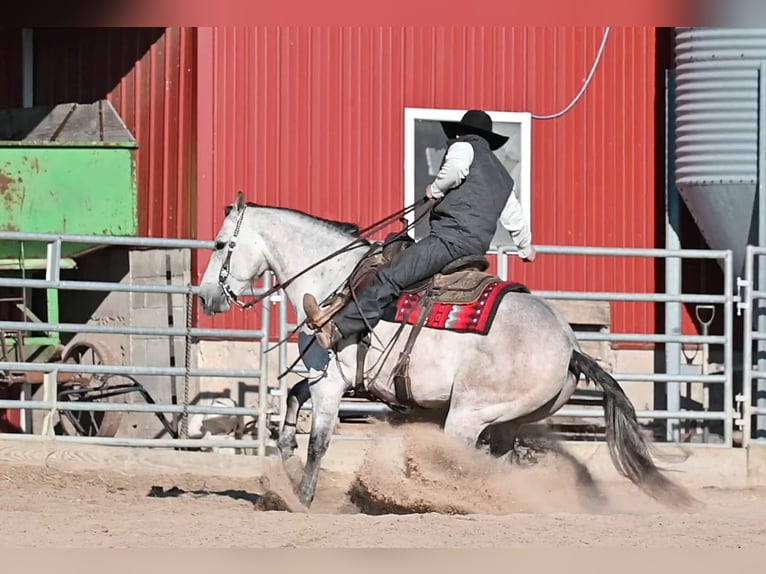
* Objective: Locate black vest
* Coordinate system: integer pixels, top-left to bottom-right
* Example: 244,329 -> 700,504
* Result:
429,134 -> 513,254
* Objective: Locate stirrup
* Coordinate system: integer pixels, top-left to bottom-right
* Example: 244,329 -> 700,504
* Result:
303,293 -> 345,330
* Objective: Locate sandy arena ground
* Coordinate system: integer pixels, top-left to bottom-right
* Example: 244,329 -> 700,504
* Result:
1,423 -> 765,548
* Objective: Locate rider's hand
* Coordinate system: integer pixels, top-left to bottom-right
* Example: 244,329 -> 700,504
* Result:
425,184 -> 437,200
521,245 -> 537,263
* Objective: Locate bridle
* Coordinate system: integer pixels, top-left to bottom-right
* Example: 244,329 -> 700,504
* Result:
217,203 -> 253,309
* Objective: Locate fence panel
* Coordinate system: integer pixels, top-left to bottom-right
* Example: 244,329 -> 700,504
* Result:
0,230 -> 743,454
279,243 -> 739,448
0,231 -> 276,455
742,245 -> 766,447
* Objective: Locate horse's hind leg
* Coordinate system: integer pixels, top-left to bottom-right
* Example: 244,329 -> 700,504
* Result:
443,385 -> 568,454
442,407 -> 492,449
483,371 -> 581,463
482,421 -> 523,457
442,387 -> 530,450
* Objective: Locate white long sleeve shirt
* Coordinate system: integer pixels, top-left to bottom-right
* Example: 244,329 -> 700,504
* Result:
428,141 -> 533,258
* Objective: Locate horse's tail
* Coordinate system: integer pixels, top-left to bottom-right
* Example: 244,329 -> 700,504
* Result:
568,349 -> 700,510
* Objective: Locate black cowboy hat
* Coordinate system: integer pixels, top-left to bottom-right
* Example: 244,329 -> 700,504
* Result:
440,109 -> 509,151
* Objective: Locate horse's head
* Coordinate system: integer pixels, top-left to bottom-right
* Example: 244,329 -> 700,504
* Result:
198,191 -> 270,316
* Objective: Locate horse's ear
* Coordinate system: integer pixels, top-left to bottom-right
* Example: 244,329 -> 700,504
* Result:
235,191 -> 246,212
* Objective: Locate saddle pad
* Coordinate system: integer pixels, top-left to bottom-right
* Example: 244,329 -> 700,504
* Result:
384,280 -> 530,336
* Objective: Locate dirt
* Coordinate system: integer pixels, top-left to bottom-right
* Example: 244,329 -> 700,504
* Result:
1,422 -> 765,548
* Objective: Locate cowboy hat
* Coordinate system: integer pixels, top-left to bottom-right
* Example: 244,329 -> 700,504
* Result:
440,109 -> 509,151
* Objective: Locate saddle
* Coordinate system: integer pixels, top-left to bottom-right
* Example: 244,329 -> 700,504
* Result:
312,232 -> 502,410
382,248 -> 497,410
316,233 -> 495,317
399,255 -> 496,305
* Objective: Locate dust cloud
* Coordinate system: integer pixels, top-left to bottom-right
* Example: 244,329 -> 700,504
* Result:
254,420 -> 697,516
346,421 -> 611,515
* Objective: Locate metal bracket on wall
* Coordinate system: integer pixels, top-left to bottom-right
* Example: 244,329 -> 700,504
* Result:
737,277 -> 750,316
734,393 -> 746,431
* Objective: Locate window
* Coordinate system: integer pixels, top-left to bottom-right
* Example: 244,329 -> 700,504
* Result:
403,107 -> 532,252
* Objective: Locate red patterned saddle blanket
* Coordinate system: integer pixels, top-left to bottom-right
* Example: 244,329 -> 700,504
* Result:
382,278 -> 531,336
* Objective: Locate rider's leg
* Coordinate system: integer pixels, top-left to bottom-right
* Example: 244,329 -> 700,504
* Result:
305,234 -> 462,349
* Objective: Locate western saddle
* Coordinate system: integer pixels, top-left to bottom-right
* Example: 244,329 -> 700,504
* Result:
308,233 -> 497,326
306,233 -> 529,408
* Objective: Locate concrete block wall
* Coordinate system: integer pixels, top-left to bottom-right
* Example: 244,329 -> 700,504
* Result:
124,248 -> 195,438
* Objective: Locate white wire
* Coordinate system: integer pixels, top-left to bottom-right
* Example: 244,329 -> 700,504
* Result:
529,26 -> 611,121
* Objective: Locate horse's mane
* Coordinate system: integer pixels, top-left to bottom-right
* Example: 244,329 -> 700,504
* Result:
247,202 -> 363,239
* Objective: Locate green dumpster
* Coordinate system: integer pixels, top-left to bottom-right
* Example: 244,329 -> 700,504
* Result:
0,99 -> 138,263
0,100 -> 139,371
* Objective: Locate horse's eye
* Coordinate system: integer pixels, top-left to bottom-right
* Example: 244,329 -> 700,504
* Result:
214,241 -> 226,251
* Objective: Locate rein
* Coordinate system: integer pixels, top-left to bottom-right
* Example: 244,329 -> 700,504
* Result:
266,196 -> 439,361
218,196 -> 434,315
215,196 -> 439,383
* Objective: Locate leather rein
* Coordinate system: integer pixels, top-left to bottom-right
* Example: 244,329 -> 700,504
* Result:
217,196 -> 434,320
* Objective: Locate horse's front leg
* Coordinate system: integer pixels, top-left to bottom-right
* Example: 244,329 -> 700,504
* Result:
277,378 -> 311,460
280,331 -> 331,461
297,370 -> 346,507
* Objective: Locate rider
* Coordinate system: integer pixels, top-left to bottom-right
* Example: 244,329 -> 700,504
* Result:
303,109 -> 537,351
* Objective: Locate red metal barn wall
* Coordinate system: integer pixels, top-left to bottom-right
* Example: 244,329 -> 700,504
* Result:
32,27 -> 198,238
195,26 -> 665,342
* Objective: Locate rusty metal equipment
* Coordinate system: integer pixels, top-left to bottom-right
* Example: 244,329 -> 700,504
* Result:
0,100 -> 173,438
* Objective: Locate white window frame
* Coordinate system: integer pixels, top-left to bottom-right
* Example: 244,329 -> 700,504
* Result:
403,106 -> 532,251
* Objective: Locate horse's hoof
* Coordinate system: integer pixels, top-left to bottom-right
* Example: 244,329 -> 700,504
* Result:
296,486 -> 315,509
508,443 -> 540,466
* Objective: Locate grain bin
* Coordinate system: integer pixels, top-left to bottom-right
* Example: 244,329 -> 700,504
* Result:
673,27 -> 766,276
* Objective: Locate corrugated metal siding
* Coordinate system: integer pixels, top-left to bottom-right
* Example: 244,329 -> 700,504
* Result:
32,27 -> 197,238
196,26 -> 660,339
0,28 -> 22,109
675,28 -> 766,187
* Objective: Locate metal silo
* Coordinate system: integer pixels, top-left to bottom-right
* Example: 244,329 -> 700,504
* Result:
674,27 -> 766,443
673,27 -> 766,277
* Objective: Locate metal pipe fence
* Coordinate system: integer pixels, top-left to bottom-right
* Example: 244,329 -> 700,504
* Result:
278,243 -> 739,448
741,245 -> 766,447
491,244 -> 737,447
0,232 -> 277,455
0,231 -> 744,454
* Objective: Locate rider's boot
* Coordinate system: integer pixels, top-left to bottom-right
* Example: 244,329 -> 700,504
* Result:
303,293 -> 344,350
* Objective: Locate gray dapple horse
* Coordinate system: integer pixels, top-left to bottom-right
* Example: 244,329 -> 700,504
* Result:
198,193 -> 695,510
